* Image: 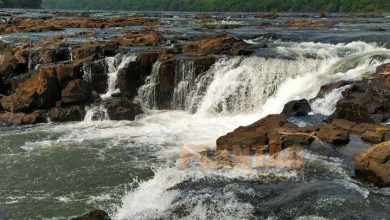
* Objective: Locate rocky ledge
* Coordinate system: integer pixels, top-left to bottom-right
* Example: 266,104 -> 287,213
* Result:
215,64 -> 390,188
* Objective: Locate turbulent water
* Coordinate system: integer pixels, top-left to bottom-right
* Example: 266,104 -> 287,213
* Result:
1,11 -> 390,220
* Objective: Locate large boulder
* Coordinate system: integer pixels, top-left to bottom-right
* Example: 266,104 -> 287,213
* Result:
282,99 -> 311,117
48,105 -> 86,122
332,65 -> 390,123
116,52 -> 159,98
71,209 -> 111,220
61,79 -> 92,105
182,35 -> 249,56
0,50 -> 28,77
56,61 -> 84,89
0,66 -> 60,112
104,98 -> 143,121
355,141 -> 390,187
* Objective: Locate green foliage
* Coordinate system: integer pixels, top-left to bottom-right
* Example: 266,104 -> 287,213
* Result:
6,0 -> 390,12
1,0 -> 42,8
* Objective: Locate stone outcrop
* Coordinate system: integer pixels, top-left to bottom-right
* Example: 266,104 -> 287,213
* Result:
216,114 -> 350,155
355,141 -> 390,187
48,105 -> 86,122
332,119 -> 390,143
282,99 -> 311,117
115,31 -> 165,46
0,67 -> 60,112
287,21 -> 331,28
0,111 -> 46,125
182,35 -> 249,56
61,79 -> 92,105
105,98 -> 143,121
116,52 -> 159,98
331,64 -> 390,124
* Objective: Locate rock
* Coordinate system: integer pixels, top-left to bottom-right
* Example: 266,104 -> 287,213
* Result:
71,42 -> 118,60
0,50 -> 28,77
314,81 -> 352,99
56,61 -> 84,89
71,209 -> 111,220
116,52 -> 159,98
216,114 -> 297,152
48,105 -> 86,122
287,21 -> 331,28
104,98 -> 143,121
217,114 -> 351,156
332,66 -> 390,124
61,79 -> 92,105
354,141 -> 390,187
115,31 -> 165,46
182,35 -> 249,56
332,119 -> 390,143
368,27 -> 386,32
152,56 -> 216,109
0,66 -> 60,112
282,99 -> 311,117
0,110 -> 46,125
83,59 -> 109,94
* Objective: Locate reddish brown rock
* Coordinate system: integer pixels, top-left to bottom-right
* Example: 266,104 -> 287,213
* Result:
71,42 -> 118,60
0,66 -> 60,112
182,35 -> 249,56
288,21 -> 331,28
61,79 -> 92,105
332,119 -> 390,143
0,110 -> 46,125
355,141 -> 390,187
115,31 -> 165,46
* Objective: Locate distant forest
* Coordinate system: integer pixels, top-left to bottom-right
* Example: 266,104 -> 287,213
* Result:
2,0 -> 390,12
0,0 -> 42,8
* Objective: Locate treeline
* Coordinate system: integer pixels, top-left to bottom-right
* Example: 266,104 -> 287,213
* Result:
41,0 -> 390,12
0,0 -> 42,8
3,0 -> 390,12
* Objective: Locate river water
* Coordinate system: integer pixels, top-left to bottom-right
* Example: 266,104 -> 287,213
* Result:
1,10 -> 390,219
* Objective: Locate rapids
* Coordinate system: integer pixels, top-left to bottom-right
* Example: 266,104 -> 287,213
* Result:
1,11 -> 390,219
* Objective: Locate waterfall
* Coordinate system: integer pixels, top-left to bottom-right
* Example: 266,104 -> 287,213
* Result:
134,41 -> 390,116
135,61 -> 162,109
83,54 -> 136,122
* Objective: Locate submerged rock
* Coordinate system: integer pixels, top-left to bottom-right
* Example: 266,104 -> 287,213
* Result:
282,99 -> 311,117
182,35 -> 249,56
355,141 -> 390,187
104,98 -> 143,121
71,209 -> 111,220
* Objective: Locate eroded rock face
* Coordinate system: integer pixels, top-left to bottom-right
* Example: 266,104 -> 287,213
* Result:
282,99 -> 311,117
61,79 -> 92,105
0,66 -> 60,112
332,119 -> 390,143
355,141 -> 390,187
105,98 -> 143,121
332,65 -> 390,123
48,105 -> 86,122
71,42 -> 118,60
116,52 -> 159,98
182,35 -> 249,56
71,209 -> 111,220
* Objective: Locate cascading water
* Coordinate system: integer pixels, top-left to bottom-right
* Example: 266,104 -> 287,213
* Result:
134,61 -> 162,109
83,54 -> 136,122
